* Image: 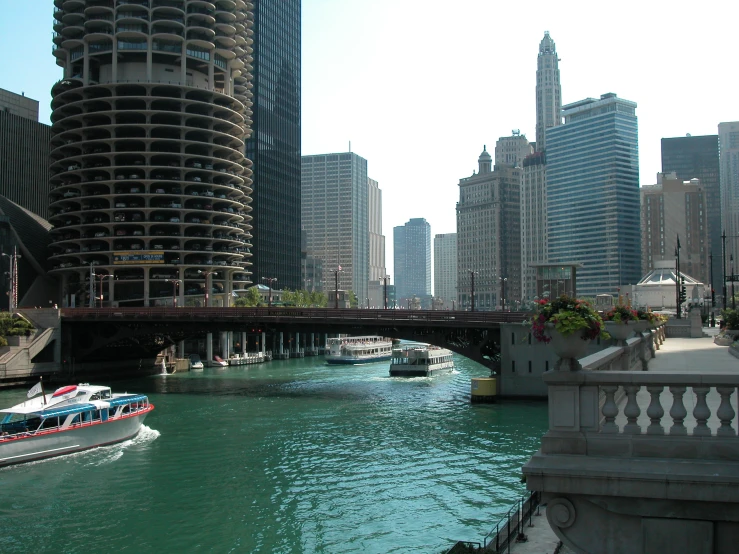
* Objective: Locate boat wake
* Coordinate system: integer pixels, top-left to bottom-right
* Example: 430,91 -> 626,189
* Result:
85,424 -> 160,466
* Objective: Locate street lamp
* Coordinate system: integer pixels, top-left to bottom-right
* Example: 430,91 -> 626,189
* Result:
165,278 -> 183,308
468,269 -> 478,312
94,273 -> 115,308
261,276 -> 277,307
723,230 -> 727,310
333,267 -> 342,309
380,275 -> 390,310
500,277 -> 508,311
200,270 -> 218,307
675,235 -> 682,319
732,255 -> 736,311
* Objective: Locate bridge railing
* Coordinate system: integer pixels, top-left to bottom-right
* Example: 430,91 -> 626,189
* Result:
60,307 -> 530,324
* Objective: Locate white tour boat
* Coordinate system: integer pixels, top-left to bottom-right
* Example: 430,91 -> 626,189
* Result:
389,344 -> 455,377
325,336 -> 393,365
0,382 -> 153,467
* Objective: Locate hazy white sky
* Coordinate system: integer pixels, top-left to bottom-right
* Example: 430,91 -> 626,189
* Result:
1,1 -> 737,281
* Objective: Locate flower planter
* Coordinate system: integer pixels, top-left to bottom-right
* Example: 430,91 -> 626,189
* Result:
545,324 -> 591,370
633,320 -> 651,333
605,321 -> 637,344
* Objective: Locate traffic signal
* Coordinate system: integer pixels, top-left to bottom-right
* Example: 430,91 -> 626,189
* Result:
679,286 -> 687,304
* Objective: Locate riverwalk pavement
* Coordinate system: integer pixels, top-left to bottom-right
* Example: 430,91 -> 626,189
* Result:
503,326 -> 739,554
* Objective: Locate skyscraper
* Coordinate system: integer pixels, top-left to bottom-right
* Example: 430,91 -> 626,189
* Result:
48,0 -> 254,308
301,152 -> 368,302
434,233 -> 457,308
720,123 -> 739,268
368,178 -> 386,282
546,93 -> 640,296
456,147 -> 521,309
495,131 -> 533,167
246,0 -> 302,290
394,218 -> 431,301
0,88 -> 51,219
641,172 -> 708,285
520,151 -> 547,302
535,32 -> 562,152
661,135 -> 720,293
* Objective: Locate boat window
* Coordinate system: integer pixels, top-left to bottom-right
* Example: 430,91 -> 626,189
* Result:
76,391 -> 87,397
71,414 -> 81,425
102,389 -> 111,399
90,393 -> 101,400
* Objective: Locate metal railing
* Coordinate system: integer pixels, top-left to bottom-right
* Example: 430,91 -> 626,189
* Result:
483,491 -> 541,553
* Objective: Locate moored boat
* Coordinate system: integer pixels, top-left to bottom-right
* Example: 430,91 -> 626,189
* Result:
325,336 -> 393,365
0,383 -> 153,467
389,344 -> 455,377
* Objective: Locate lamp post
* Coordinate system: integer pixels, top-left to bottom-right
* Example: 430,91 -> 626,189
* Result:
710,250 -> 716,326
500,277 -> 508,311
165,279 -> 183,308
95,273 -> 115,308
380,275 -> 390,310
469,270 -> 478,312
333,267 -> 342,309
261,277 -> 277,307
675,235 -> 682,319
200,270 -> 218,307
723,230 -> 727,310
0,251 -> 13,311
732,255 -> 736,311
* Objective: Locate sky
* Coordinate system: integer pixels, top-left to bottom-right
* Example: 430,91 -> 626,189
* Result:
1,0 -> 738,282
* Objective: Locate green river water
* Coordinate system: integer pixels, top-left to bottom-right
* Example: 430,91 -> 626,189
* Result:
0,353 -> 548,553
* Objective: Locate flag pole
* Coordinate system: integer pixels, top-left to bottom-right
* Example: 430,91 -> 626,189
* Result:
40,376 -> 46,405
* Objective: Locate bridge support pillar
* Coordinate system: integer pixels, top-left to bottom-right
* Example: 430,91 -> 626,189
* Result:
279,332 -> 284,355
310,333 -> 314,353
206,332 -> 213,363
241,332 -> 246,354
222,332 -> 229,360
295,332 -> 300,356
262,332 -> 266,355
178,340 -> 184,359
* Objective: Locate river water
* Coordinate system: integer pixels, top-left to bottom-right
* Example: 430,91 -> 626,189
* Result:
0,352 -> 547,553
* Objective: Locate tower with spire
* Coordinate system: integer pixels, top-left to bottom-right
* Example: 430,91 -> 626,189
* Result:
535,31 -> 562,152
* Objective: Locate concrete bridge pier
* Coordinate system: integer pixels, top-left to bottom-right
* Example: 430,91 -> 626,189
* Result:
178,340 -> 184,358
206,332 -> 213,363
292,332 -> 304,358
261,332 -> 266,355
221,332 -> 229,360
276,331 -> 288,359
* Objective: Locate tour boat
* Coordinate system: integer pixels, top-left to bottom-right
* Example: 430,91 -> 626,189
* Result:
325,336 -> 393,365
0,383 -> 153,467
389,344 -> 455,377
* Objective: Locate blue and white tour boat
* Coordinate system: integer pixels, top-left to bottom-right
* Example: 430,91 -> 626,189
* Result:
0,382 -> 153,467
325,336 -> 393,365
389,344 -> 455,377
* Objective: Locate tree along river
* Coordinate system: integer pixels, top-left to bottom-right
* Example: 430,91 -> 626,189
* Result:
0,351 -> 548,553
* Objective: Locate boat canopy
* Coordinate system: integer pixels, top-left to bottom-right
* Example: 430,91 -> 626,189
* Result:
31,403 -> 98,419
107,395 -> 148,407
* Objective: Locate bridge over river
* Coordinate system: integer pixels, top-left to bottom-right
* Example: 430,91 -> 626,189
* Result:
60,307 -> 528,369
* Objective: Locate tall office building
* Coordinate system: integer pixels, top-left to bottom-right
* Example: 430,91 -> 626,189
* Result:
368,178 -> 386,282
495,132 -> 533,167
456,148 -> 521,309
535,32 -> 562,152
394,218 -> 431,301
434,233 -> 457,308
520,151 -> 547,302
246,0 -> 301,290
720,123 -> 739,266
48,1 -> 255,308
302,152 -> 368,302
0,89 -> 52,219
661,135 -> 720,293
546,93 -> 640,296
641,172 -> 708,284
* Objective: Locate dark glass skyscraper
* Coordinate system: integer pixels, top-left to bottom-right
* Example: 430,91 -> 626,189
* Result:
661,135 -> 720,293
246,0 -> 302,290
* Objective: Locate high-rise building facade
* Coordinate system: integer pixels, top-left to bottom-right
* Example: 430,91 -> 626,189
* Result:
495,132 -> 533,167
301,152 -> 368,302
521,151 -> 547,302
368,178 -> 386,282
393,218 -> 431,301
433,233 -> 457,308
456,148 -> 521,310
661,135 -> 720,293
246,0 -> 301,290
0,89 -> 52,219
546,93 -> 641,296
48,0 -> 254,308
641,172 -> 708,284
535,32 -> 562,152
720,122 -> 739,266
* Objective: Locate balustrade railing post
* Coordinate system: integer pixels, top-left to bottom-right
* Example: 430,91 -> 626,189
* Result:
646,386 -> 665,435
692,386 -> 711,436
716,386 -> 737,437
669,386 -> 688,435
623,385 -> 641,433
601,385 -> 620,433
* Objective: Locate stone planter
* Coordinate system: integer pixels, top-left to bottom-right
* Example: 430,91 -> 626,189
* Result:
545,323 -> 591,371
633,320 -> 651,333
605,320 -> 637,341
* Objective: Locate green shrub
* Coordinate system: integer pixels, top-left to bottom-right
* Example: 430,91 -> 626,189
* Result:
722,309 -> 739,330
0,336 -> 7,347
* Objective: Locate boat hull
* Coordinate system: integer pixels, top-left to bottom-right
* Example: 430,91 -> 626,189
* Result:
0,409 -> 151,468
389,362 -> 455,377
326,354 -> 392,365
